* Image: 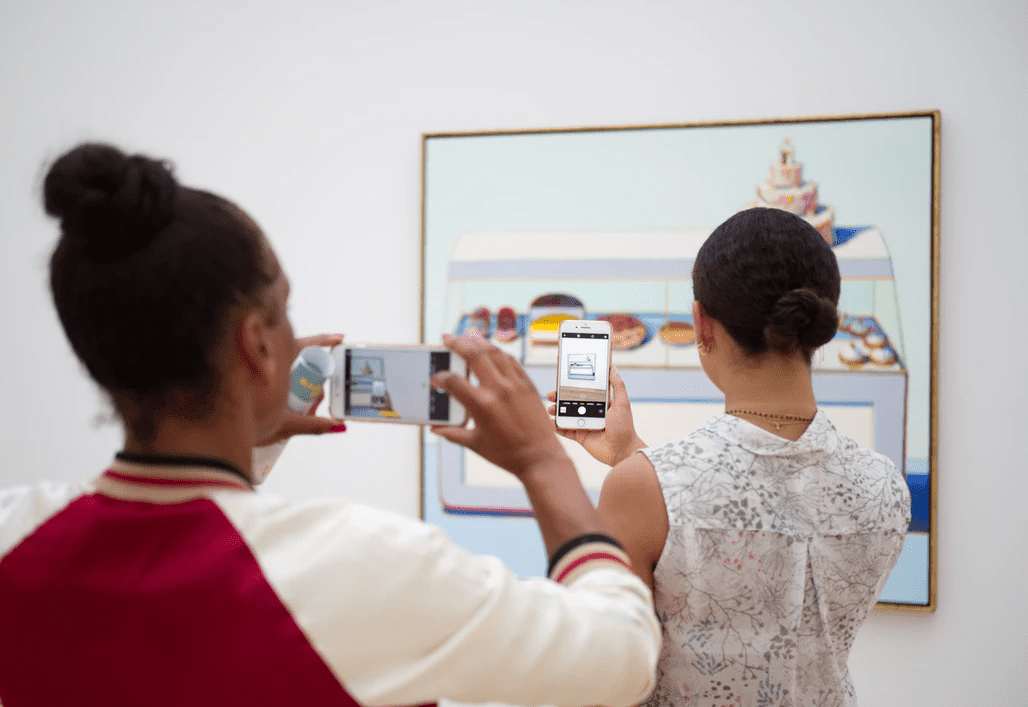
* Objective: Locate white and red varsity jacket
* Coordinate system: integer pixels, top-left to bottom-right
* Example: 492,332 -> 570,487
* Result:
0,454 -> 660,707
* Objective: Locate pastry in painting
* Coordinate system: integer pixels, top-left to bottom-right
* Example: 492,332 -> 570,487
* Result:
530,313 -> 575,346
530,293 -> 584,310
529,293 -> 584,347
848,319 -> 870,337
748,138 -> 836,244
493,306 -> 519,343
838,341 -> 868,368
529,293 -> 585,323
869,346 -> 897,366
862,330 -> 887,349
659,320 -> 695,346
466,307 -> 491,337
600,313 -> 649,350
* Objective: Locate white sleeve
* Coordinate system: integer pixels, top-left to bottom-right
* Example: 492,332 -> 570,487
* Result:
218,493 -> 660,707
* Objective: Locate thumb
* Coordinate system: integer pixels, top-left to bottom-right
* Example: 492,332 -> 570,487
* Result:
432,425 -> 477,448
281,413 -> 343,436
609,366 -> 629,406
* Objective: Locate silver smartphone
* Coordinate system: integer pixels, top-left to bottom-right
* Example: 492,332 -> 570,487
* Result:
329,344 -> 468,426
554,319 -> 612,430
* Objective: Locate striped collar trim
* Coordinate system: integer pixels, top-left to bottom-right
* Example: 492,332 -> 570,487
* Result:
98,458 -> 252,503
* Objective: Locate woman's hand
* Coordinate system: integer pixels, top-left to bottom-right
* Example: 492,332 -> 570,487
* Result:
546,366 -> 647,467
257,333 -> 347,446
430,334 -> 572,480
432,334 -> 610,557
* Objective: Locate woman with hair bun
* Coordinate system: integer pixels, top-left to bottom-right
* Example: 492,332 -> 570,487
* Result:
553,208 -> 911,706
0,143 -> 660,706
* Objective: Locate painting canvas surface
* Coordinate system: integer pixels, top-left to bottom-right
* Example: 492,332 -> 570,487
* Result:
421,114 -> 938,609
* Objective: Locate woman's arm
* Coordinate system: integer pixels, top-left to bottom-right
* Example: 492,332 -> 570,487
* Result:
597,453 -> 669,591
226,494 -> 660,707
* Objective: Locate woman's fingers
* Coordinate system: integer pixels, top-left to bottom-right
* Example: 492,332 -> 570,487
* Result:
431,369 -> 485,421
563,428 -> 592,445
258,409 -> 346,446
294,333 -> 344,356
443,334 -> 505,389
554,426 -> 577,442
431,424 -> 477,447
282,413 -> 345,436
435,334 -> 568,478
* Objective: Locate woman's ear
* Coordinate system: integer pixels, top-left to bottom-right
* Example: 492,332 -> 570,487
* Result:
236,308 -> 277,384
693,300 -> 714,351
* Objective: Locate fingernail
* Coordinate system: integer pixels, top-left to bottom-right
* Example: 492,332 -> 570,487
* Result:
330,423 -> 347,433
442,333 -> 453,342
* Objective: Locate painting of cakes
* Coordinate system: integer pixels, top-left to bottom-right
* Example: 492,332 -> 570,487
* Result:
424,113 -> 939,610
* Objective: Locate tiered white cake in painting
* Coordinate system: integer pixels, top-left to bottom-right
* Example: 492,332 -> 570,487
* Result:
752,139 -> 836,244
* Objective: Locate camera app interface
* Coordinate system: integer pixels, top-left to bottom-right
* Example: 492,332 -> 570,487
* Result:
557,331 -> 610,419
344,349 -> 451,422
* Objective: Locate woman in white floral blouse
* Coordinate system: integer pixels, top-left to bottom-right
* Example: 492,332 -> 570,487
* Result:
551,207 -> 911,706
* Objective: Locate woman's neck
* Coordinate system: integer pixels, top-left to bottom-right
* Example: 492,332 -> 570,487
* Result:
122,413 -> 254,477
719,353 -> 817,440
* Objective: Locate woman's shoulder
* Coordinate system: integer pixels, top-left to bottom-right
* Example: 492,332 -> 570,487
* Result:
219,491 -> 443,550
642,415 -> 735,474
830,427 -> 905,485
836,434 -> 895,469
820,426 -> 912,531
1,479 -> 97,559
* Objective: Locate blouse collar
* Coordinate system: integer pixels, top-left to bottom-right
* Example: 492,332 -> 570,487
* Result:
704,410 -> 838,458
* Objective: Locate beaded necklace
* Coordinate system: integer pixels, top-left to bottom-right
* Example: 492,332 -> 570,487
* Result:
725,409 -> 816,431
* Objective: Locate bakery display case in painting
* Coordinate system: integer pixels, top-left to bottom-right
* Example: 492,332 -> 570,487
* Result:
421,113 -> 939,610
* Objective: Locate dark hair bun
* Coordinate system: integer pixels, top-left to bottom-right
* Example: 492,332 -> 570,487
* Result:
764,288 -> 839,352
43,143 -> 178,263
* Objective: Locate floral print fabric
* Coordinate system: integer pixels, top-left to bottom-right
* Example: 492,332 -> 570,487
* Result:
642,412 -> 911,707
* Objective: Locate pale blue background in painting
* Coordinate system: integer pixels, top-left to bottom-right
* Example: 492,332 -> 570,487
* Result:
424,117 -> 935,462
423,116 -> 935,605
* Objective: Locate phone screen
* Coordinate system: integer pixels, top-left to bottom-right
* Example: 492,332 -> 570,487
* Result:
343,348 -> 453,423
556,331 -> 610,419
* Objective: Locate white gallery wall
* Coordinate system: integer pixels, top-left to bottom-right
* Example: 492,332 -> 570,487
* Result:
1,1 -> 1025,703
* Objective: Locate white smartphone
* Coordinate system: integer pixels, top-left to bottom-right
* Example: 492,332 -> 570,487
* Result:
329,344 -> 468,426
555,319 -> 612,430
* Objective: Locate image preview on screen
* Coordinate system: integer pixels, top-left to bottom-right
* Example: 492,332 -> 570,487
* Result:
344,349 -> 451,422
557,332 -> 609,418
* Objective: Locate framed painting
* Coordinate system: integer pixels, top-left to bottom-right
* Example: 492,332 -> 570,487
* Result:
421,112 -> 939,610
